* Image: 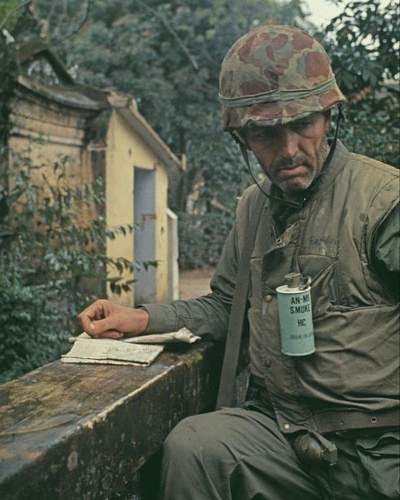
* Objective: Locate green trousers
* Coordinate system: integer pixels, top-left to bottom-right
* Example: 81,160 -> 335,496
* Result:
159,407 -> 399,500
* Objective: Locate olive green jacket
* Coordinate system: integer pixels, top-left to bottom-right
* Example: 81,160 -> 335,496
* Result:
144,142 -> 399,434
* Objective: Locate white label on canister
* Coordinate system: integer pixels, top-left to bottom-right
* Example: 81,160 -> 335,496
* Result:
276,285 -> 315,356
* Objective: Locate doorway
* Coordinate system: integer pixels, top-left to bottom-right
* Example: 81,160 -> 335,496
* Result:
134,167 -> 156,304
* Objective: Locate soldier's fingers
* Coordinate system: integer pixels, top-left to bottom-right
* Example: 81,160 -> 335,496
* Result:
97,330 -> 123,340
78,301 -> 108,334
89,316 -> 118,337
78,312 -> 95,334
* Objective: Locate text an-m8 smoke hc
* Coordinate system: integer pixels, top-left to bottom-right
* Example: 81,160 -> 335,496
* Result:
276,273 -> 315,356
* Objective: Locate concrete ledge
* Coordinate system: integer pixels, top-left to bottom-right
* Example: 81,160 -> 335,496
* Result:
0,341 -> 224,500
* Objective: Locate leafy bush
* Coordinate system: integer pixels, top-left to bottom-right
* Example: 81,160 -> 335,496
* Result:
320,0 -> 399,168
0,148 -> 133,382
178,211 -> 234,269
0,262 -> 66,382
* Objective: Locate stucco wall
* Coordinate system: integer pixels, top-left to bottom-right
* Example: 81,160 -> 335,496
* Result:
154,161 -> 169,303
106,110 -> 169,306
8,94 -> 95,228
105,111 -> 135,306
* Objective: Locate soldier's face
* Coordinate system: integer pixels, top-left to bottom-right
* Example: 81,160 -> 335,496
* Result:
243,112 -> 330,194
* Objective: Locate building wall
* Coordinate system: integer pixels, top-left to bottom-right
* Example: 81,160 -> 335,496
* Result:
8,94 -> 94,227
9,94 -> 171,309
105,110 -> 169,306
105,111 -> 135,306
154,161 -> 169,303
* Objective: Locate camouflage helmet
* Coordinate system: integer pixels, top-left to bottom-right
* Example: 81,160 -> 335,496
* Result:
219,25 -> 346,130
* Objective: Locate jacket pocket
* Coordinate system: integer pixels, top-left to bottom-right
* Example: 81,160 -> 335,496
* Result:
297,255 -> 336,319
355,430 -> 400,498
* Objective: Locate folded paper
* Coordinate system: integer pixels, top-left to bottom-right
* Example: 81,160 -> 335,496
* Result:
62,328 -> 200,366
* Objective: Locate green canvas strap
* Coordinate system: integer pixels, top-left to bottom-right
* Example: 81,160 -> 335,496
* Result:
216,188 -> 265,409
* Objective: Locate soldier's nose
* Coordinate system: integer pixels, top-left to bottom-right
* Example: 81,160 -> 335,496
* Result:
279,129 -> 299,159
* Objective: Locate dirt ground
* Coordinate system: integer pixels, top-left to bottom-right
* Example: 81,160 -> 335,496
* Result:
179,267 -> 214,300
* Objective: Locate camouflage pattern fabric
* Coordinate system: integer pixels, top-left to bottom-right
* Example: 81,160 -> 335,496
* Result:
219,25 -> 346,129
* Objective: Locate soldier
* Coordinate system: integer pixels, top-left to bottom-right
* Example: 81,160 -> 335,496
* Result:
79,26 -> 399,499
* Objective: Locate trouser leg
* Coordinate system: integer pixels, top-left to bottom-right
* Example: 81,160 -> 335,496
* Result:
159,407 -> 322,500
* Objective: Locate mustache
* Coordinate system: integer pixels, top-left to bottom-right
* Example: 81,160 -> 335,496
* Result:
273,156 -> 309,170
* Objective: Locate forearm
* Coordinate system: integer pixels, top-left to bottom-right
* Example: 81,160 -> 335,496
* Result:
142,292 -> 231,340
142,224 -> 239,340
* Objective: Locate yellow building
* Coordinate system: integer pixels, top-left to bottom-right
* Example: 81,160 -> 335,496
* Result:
7,40 -> 182,307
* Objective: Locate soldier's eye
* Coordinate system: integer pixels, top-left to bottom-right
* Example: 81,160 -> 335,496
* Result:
291,119 -> 313,132
246,130 -> 263,141
247,128 -> 276,142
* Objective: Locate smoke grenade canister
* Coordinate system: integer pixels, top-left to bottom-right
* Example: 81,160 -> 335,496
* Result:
276,273 -> 315,356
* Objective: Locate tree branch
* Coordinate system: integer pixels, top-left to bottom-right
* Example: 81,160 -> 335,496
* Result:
133,0 -> 199,71
52,0 -> 92,45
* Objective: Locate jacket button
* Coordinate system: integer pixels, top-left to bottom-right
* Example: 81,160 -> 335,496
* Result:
283,423 -> 290,430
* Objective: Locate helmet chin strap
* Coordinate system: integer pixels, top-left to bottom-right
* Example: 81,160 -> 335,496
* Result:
322,103 -> 344,171
232,104 -> 344,209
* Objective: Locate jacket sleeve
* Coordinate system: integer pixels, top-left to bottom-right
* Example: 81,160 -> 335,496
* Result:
141,220 -> 239,341
373,203 -> 400,298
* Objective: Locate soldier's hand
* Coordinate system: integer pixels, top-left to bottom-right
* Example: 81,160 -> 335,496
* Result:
78,299 -> 149,339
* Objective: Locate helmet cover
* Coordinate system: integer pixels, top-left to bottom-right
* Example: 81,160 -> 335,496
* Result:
219,25 -> 346,130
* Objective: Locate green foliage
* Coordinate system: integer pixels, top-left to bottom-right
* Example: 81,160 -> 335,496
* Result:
178,211 -> 234,269
319,0 -> 400,167
0,0 -> 21,32
0,263 -> 66,382
0,148 -> 133,382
